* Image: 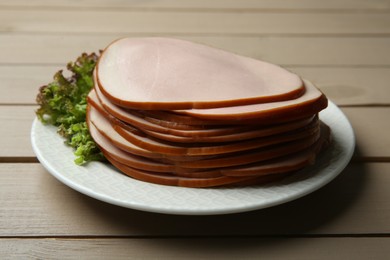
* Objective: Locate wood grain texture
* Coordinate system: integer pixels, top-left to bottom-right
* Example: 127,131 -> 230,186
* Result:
342,107 -> 390,159
1,0 -> 389,11
0,162 -> 389,236
0,66 -> 61,105
0,0 -> 389,258
1,10 -> 390,35
0,106 -> 36,158
1,237 -> 390,260
2,65 -> 389,106
2,34 -> 390,66
291,67 -> 390,106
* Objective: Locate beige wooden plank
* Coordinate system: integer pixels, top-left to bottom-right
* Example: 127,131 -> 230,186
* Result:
342,107 -> 390,159
1,238 -> 390,260
1,10 -> 390,35
290,67 -> 390,105
2,106 -> 387,158
1,0 -> 389,11
0,106 -> 36,158
1,34 -> 390,66
3,66 -> 390,106
0,66 -> 61,105
0,162 -> 389,236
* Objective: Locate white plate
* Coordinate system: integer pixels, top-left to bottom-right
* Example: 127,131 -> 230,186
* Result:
31,101 -> 354,215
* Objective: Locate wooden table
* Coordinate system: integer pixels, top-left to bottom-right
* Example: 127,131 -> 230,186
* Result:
1,0 -> 390,258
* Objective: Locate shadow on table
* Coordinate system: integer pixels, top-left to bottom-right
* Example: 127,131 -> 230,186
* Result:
78,145 -> 367,239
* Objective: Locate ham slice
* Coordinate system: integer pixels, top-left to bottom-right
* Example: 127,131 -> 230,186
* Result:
104,153 -> 257,188
174,79 -> 327,120
104,152 -> 296,188
141,116 -> 315,143
88,121 -> 174,173
90,107 -> 328,178
220,124 -> 330,176
87,113 -> 224,178
86,103 -> 210,162
93,82 -> 248,135
97,37 -> 304,110
101,126 -> 329,187
88,101 -> 319,156
95,67 -> 321,127
87,102 -> 324,169
175,127 -> 323,169
87,37 -> 331,187
91,86 -> 316,143
98,126 -> 330,188
114,119 -> 319,156
87,90 -> 331,182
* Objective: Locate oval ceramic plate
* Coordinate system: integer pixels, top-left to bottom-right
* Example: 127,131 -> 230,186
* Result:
31,101 -> 354,215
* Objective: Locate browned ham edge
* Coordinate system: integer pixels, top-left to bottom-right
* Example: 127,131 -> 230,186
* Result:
92,87 -> 319,143
107,151 -> 301,188
104,153 -> 260,188
88,99 -> 320,156
220,123 -> 330,176
89,102 -> 329,187
173,79 -> 327,121
175,127 -> 323,169
141,117 -> 316,143
87,104 -> 213,162
89,100 -> 329,180
93,84 -> 249,134
87,98 -> 326,167
87,97 -> 327,181
113,119 -> 320,156
95,67 -> 326,123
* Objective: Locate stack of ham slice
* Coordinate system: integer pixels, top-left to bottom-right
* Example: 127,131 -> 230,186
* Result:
86,37 -> 331,188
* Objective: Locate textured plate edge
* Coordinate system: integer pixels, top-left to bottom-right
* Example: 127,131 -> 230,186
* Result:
30,101 -> 355,215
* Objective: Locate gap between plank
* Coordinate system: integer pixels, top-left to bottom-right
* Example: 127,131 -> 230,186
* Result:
4,31 -> 390,38
352,157 -> 390,163
0,157 -> 389,164
2,64 -> 390,69
1,233 -> 390,240
2,31 -> 390,38
0,5 -> 390,14
338,104 -> 390,108
0,157 -> 39,163
3,101 -> 390,108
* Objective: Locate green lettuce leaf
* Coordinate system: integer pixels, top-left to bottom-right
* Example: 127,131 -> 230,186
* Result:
36,52 -> 105,165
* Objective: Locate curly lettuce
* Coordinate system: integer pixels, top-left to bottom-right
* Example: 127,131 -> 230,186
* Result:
36,53 -> 104,165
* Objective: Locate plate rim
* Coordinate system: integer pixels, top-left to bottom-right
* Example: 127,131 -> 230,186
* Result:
31,101 -> 355,215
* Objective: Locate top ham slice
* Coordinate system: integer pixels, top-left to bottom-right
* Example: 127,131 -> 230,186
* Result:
97,37 -> 304,110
